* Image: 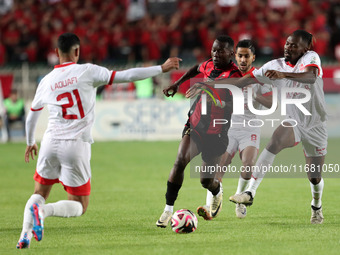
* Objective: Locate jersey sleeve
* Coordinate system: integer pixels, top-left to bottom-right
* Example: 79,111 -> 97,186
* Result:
31,79 -> 46,111
87,64 -> 114,87
302,51 -> 322,77
251,61 -> 274,85
198,60 -> 209,74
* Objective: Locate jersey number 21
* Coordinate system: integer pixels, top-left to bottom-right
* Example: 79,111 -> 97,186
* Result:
57,89 -> 85,119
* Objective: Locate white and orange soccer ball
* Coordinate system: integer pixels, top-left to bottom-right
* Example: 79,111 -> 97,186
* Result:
171,209 -> 198,234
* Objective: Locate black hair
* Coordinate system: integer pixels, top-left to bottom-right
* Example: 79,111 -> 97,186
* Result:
236,39 -> 255,54
57,33 -> 80,53
292,30 -> 313,48
216,35 -> 234,50
10,88 -> 18,94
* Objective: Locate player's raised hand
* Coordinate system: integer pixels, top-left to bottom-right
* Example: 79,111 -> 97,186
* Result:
163,82 -> 180,97
161,57 -> 182,72
265,70 -> 285,80
186,82 -> 206,98
25,144 -> 38,163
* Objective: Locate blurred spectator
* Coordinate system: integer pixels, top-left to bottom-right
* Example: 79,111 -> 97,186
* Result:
134,77 -> 158,99
0,35 -> 5,65
126,0 -> 146,22
3,88 -> 25,140
0,0 -> 13,15
133,62 -> 160,99
328,2 -> 340,60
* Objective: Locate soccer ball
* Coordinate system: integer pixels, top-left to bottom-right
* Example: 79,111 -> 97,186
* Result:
171,209 -> 198,234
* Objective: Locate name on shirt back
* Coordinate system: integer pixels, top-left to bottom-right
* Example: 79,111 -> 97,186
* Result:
51,77 -> 78,91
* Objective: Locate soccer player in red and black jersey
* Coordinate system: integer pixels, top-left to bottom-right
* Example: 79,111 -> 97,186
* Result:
157,35 -> 242,228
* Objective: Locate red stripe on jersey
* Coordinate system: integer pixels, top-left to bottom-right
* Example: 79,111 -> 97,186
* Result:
305,64 -> 321,76
34,171 -> 59,185
54,62 -> 76,69
108,71 -> 116,85
31,107 -> 44,111
262,91 -> 273,97
243,67 -> 256,77
285,61 -> 295,68
60,179 -> 91,196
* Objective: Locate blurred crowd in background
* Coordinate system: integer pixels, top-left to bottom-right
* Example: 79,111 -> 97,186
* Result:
0,0 -> 340,66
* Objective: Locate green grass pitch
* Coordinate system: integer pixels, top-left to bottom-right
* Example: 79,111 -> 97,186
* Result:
0,139 -> 339,255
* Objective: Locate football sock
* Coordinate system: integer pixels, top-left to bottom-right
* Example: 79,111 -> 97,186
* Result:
247,149 -> 276,197
165,181 -> 182,206
164,205 -> 174,213
206,190 -> 213,206
211,182 -> 221,196
310,178 -> 324,208
21,194 -> 45,239
311,205 -> 321,210
41,200 -> 83,218
236,176 -> 250,194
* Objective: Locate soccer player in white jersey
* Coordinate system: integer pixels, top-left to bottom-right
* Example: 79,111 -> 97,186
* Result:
16,33 -> 181,249
196,40 -> 273,220
187,30 -> 327,224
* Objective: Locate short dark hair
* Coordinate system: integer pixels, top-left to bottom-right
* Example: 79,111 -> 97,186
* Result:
236,39 -> 255,54
10,88 -> 18,94
292,30 -> 313,48
216,35 -> 234,50
57,33 -> 80,53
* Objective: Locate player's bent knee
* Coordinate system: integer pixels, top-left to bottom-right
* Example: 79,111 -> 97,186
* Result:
242,160 -> 255,169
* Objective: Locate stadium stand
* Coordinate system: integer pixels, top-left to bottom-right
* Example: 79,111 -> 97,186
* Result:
0,0 -> 339,66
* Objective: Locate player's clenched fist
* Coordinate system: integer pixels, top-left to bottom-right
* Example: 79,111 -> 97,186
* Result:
161,57 -> 182,72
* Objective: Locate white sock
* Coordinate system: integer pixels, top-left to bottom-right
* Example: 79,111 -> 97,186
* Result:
21,194 -> 45,239
310,178 -> 324,208
164,204 -> 173,213
236,176 -> 250,194
246,149 -> 276,197
41,200 -> 83,218
206,190 -> 213,206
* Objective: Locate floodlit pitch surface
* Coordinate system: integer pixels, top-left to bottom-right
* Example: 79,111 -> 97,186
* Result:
1,139 -> 339,254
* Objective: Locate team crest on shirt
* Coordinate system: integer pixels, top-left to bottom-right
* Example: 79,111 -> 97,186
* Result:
310,56 -> 317,64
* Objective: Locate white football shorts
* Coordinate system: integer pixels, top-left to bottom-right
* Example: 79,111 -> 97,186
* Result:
34,136 -> 91,196
227,127 -> 261,158
286,120 -> 328,157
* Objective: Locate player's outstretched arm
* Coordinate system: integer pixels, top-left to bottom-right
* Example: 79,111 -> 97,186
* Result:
163,64 -> 200,97
25,144 -> 38,163
113,57 -> 181,84
265,66 -> 318,84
